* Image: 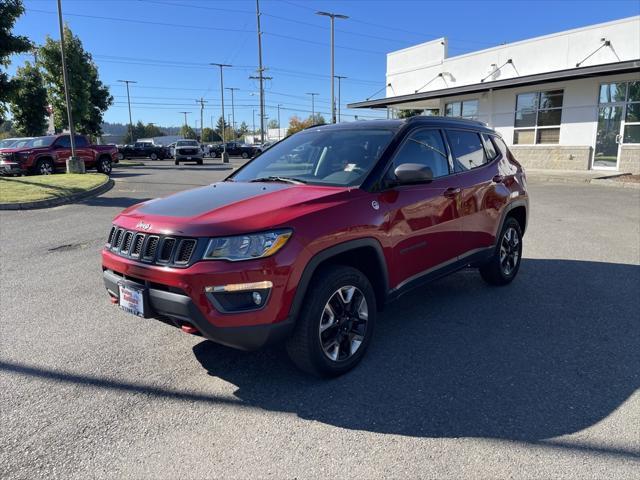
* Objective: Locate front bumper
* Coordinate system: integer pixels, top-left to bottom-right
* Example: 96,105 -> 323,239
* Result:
101,246 -> 303,350
0,161 -> 23,175
175,151 -> 203,160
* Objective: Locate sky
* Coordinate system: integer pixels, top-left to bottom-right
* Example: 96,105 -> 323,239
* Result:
9,0 -> 640,130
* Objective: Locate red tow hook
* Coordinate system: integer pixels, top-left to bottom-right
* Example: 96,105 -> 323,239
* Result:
109,295 -> 119,304
181,324 -> 199,335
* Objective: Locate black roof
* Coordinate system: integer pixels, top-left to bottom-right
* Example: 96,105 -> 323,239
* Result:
304,116 -> 493,132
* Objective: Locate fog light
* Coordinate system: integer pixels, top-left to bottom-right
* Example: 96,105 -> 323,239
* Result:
252,291 -> 262,305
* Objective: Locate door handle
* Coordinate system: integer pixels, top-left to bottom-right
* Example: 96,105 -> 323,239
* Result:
493,174 -> 505,183
443,187 -> 461,198
615,134 -> 622,145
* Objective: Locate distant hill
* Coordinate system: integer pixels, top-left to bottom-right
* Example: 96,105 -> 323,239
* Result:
101,122 -> 181,136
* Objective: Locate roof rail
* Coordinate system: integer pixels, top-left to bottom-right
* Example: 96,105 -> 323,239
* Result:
405,115 -> 488,127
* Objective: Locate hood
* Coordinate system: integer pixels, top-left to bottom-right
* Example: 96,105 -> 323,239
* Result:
115,181 -> 358,237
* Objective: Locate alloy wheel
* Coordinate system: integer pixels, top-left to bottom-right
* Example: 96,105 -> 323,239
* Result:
101,159 -> 112,174
500,226 -> 520,276
39,162 -> 53,175
318,285 -> 368,362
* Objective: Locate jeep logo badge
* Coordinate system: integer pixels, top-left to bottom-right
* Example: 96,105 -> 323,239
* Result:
371,201 -> 380,210
136,221 -> 151,230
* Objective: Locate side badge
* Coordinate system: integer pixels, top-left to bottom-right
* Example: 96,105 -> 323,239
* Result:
371,200 -> 380,210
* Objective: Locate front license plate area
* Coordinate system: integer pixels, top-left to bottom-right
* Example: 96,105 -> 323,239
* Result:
118,282 -> 146,317
186,156 -> 192,160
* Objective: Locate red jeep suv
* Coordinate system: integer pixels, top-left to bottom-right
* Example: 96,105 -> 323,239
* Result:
102,117 -> 528,376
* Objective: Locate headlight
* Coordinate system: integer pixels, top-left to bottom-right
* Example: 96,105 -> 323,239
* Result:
203,229 -> 292,261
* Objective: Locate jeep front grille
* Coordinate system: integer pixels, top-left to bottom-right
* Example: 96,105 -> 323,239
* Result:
105,226 -> 199,267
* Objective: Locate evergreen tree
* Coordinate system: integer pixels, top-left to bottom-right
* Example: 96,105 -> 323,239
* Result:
9,62 -> 48,136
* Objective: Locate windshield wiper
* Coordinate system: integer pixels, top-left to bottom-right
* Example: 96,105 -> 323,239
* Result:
250,176 -> 306,185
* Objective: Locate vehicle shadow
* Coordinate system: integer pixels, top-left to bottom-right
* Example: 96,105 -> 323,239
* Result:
81,196 -> 151,208
192,258 -> 640,442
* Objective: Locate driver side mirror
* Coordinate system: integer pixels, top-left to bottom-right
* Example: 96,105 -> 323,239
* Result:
394,163 -> 434,185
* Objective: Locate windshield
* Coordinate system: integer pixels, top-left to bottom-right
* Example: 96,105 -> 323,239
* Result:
177,140 -> 198,146
26,136 -> 56,148
231,128 -> 396,187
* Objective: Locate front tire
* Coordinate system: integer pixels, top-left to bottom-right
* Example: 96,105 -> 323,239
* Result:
96,156 -> 112,175
174,159 -> 179,165
286,266 -> 376,377
197,159 -> 203,165
480,217 -> 523,285
150,153 -> 158,161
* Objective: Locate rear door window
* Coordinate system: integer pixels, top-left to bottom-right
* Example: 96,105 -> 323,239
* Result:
446,130 -> 488,172
75,135 -> 88,147
56,136 -> 71,148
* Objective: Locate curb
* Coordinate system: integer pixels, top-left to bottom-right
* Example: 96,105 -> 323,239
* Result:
0,178 -> 114,210
589,178 -> 640,189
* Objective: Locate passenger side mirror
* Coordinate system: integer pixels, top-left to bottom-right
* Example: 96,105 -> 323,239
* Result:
394,163 -> 434,185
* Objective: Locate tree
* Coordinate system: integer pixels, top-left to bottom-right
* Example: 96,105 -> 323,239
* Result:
180,125 -> 196,139
397,109 -> 423,119
8,62 -> 48,136
201,127 -> 221,142
145,123 -> 164,138
0,0 -> 32,123
38,24 -> 112,136
286,114 -> 327,136
267,119 -> 279,130
237,121 -> 249,137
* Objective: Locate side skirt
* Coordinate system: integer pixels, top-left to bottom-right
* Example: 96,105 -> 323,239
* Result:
387,247 -> 494,303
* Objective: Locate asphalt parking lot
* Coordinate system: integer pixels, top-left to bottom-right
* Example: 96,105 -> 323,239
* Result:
1,159 -> 639,479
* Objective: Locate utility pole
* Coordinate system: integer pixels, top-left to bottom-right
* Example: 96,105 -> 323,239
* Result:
306,93 -> 319,123
225,87 -> 239,135
249,75 -> 272,139
316,11 -> 349,124
210,62 -> 231,162
179,111 -> 191,130
277,104 -> 282,140
57,0 -> 82,173
255,0 -> 266,144
335,75 -> 347,122
196,98 -> 207,142
252,109 -> 256,139
118,80 -> 137,145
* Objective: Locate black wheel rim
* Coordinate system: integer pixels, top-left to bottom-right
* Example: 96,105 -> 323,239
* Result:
500,226 -> 520,276
318,286 -> 368,362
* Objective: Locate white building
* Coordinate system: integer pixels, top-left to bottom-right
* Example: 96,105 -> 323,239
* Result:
349,16 -> 640,173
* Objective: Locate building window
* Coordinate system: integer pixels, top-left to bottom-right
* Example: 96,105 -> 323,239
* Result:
513,89 -> 563,144
444,100 -> 479,120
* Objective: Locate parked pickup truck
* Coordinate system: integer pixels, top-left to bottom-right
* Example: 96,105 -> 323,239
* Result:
0,134 -> 117,175
118,141 -> 168,161
211,142 -> 260,159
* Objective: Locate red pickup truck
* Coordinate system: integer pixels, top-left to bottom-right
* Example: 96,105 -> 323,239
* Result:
0,134 -> 118,175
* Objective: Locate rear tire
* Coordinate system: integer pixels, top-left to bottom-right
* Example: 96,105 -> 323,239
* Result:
286,266 -> 376,377
150,153 -> 158,161
241,151 -> 249,159
174,160 -> 179,165
35,158 -> 54,175
480,217 -> 523,286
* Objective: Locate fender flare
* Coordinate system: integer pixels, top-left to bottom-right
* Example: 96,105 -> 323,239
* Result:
288,238 -> 389,320
496,198 -> 528,239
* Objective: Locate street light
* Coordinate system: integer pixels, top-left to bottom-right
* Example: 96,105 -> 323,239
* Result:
316,11 -> 349,124
335,75 -> 347,122
118,79 -> 137,144
210,62 -> 232,162
56,0 -> 82,173
306,92 -> 319,123
225,87 -> 239,136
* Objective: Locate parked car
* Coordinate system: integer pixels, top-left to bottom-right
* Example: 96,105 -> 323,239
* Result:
173,139 -> 203,165
0,137 -> 34,152
118,141 -> 168,161
102,117 -> 528,377
211,142 -> 259,159
0,134 -> 117,175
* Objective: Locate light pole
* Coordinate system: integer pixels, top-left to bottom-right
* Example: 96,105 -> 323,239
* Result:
118,80 -> 137,145
335,75 -> 347,122
225,87 -> 239,137
306,92 -> 319,123
252,109 -> 256,140
277,104 -> 282,139
210,62 -> 232,162
57,0 -> 82,173
316,11 -> 349,124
